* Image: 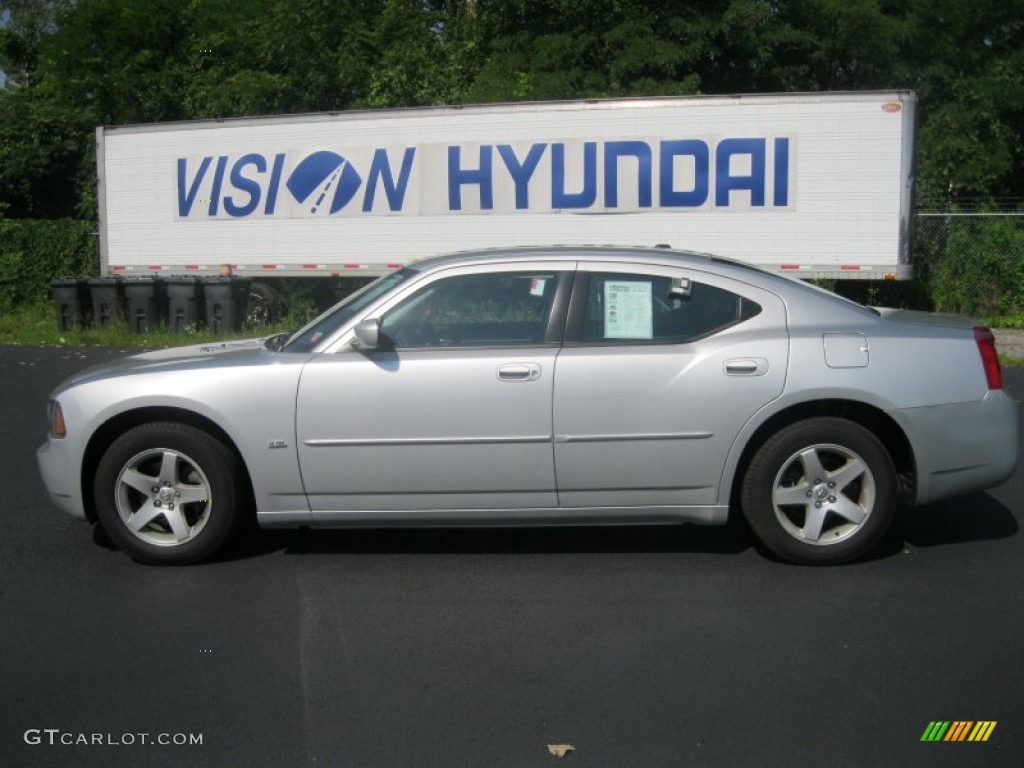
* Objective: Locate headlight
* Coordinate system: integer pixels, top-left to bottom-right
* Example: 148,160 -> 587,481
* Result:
48,400 -> 67,439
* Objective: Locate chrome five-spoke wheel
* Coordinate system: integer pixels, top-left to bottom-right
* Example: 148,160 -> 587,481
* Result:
95,422 -> 243,564
742,417 -> 898,565
115,448 -> 213,547
772,443 -> 876,545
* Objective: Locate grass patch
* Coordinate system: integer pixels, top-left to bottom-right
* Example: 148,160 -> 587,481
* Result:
985,315 -> 1024,329
0,302 -> 294,347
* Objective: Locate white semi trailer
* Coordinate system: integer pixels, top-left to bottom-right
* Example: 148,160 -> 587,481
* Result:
95,91 -> 916,306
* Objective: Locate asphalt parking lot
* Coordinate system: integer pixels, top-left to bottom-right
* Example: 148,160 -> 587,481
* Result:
2,344 -> 1022,767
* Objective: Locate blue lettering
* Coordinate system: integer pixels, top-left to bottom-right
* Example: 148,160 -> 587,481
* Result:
265,153 -> 285,215
659,140 -> 709,207
176,136 -> 790,219
497,143 -> 546,210
715,138 -> 766,207
208,156 -> 229,216
363,148 -> 416,212
177,157 -> 212,216
448,146 -> 493,211
551,143 -> 597,209
604,141 -> 652,208
224,154 -> 266,217
773,137 -> 789,207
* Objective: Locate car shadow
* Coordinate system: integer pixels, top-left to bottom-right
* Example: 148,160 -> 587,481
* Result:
218,517 -> 757,561
749,491 -> 1020,565
93,491 -> 1017,564
898,491 -> 1019,548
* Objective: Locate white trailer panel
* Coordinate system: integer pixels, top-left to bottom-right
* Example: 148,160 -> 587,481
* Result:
97,92 -> 915,279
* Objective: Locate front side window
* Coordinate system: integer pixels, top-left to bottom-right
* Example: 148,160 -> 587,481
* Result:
581,273 -> 761,344
284,269 -> 417,352
381,271 -> 562,348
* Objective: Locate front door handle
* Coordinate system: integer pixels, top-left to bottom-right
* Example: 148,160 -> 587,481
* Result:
497,363 -> 542,382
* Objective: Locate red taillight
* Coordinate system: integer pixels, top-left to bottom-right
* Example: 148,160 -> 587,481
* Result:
974,326 -> 1002,390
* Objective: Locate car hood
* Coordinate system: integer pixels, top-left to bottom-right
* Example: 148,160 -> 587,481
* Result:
52,337 -> 282,394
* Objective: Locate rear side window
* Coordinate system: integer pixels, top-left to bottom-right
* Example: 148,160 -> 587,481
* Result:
581,273 -> 761,344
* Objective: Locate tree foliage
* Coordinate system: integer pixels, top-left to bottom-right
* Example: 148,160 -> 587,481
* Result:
0,0 -> 1021,219
0,218 -> 96,310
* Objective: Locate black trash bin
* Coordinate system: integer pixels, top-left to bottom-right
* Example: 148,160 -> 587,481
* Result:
87,277 -> 124,328
202,277 -> 250,333
51,277 -> 90,331
165,277 -> 203,333
123,277 -> 167,334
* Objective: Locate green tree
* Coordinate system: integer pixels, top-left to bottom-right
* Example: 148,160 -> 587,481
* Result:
0,84 -> 85,217
253,0 -> 382,113
366,0 -> 481,107
900,0 -> 1024,207
0,0 -> 72,88
468,0 -> 710,100
1,0 -> 196,218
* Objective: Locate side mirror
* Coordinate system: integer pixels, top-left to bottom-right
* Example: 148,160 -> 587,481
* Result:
352,318 -> 381,350
263,331 -> 292,351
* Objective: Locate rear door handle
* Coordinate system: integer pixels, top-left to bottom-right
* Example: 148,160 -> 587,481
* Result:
724,358 -> 769,376
497,363 -> 541,382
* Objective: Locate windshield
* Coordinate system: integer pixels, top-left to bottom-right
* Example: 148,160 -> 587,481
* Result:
283,269 -> 417,352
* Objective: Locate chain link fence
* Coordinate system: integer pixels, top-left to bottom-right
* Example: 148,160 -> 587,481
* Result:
914,213 -> 1024,316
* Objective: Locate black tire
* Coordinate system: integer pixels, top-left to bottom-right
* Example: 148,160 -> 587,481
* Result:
246,281 -> 281,327
94,422 -> 244,564
741,417 -> 898,565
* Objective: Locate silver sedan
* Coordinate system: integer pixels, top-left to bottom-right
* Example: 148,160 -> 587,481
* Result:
37,246 -> 1019,565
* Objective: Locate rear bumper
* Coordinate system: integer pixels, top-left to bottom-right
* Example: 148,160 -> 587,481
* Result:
895,390 -> 1020,505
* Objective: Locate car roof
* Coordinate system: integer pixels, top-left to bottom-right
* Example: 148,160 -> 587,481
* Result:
407,244 -> 805,290
410,244 -> 742,274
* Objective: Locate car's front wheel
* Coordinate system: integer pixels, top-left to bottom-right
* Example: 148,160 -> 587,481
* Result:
94,422 -> 244,564
741,417 -> 898,565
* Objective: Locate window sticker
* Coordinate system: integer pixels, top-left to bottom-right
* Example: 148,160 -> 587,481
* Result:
604,281 -> 653,339
530,277 -> 547,297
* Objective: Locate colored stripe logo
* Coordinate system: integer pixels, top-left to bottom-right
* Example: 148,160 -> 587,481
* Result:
921,721 -> 997,742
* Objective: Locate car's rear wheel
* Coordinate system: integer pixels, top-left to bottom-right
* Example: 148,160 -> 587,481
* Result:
741,417 -> 898,564
94,422 -> 243,564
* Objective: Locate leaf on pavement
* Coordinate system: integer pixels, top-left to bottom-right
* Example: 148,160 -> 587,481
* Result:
547,743 -> 575,757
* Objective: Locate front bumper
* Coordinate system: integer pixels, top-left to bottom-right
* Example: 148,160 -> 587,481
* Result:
37,437 -> 87,520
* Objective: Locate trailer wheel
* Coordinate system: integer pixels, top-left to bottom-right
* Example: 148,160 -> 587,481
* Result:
247,282 -> 281,327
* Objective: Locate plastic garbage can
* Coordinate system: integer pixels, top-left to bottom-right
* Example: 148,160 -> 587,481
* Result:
165,277 -> 203,333
202,277 -> 251,333
123,277 -> 167,334
87,277 -> 124,328
51,277 -> 90,331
